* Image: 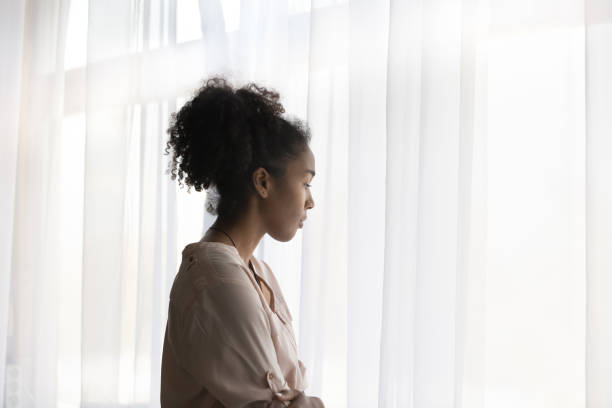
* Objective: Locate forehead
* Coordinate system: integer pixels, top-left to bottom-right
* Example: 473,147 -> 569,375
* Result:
286,147 -> 315,176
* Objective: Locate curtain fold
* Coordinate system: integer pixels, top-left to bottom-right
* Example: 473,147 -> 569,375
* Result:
4,0 -> 71,406
82,0 -> 134,401
380,0 -> 423,405
0,0 -> 27,405
2,0 -> 612,407
585,1 -> 612,407
346,0 -> 389,406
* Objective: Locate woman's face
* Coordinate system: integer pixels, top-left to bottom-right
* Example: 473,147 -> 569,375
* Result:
263,146 -> 315,242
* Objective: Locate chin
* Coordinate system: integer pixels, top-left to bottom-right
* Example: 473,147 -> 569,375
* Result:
269,228 -> 298,242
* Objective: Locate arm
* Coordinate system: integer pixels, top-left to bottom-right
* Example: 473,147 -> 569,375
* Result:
167,278 -> 292,408
274,390 -> 325,408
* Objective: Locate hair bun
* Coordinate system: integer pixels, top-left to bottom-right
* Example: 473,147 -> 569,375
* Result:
165,77 -> 310,218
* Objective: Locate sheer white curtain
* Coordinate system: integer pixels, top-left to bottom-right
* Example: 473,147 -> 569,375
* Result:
1,0 -> 611,407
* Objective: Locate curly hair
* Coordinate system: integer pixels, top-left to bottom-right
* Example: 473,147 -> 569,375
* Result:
164,77 -> 311,219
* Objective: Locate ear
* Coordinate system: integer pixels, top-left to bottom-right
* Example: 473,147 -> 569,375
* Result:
252,167 -> 271,198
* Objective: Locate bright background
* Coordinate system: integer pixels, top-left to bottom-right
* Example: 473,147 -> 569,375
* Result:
1,0 -> 611,407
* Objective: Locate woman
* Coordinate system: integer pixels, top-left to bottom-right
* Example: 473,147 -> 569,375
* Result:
160,77 -> 323,408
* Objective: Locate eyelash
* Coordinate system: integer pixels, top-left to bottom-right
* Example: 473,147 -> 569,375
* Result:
305,183 -> 311,188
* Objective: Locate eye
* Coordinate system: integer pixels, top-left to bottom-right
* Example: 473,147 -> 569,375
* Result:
304,183 -> 311,188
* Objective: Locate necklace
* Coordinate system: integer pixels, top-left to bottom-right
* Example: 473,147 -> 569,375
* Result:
208,226 -> 237,248
209,226 -> 255,272
208,227 -> 274,308
208,226 -> 267,295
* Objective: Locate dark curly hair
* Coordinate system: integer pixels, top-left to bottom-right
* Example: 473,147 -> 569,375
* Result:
164,77 -> 311,220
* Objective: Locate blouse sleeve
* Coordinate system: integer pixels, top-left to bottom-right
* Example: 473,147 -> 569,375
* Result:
166,260 -> 291,408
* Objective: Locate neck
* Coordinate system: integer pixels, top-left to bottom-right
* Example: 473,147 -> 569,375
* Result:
205,205 -> 265,265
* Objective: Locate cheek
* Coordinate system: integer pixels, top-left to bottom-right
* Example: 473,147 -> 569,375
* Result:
293,186 -> 307,208
264,192 -> 302,241
277,186 -> 304,218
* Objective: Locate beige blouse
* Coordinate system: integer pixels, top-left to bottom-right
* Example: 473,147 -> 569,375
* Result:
161,241 -> 308,407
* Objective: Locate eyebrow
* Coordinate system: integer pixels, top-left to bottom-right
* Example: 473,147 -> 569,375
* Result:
305,170 -> 316,177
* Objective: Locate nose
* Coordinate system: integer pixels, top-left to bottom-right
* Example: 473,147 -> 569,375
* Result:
306,192 -> 315,210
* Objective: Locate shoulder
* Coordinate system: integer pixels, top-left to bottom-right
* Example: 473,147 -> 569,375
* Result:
170,242 -> 253,309
189,241 -> 248,276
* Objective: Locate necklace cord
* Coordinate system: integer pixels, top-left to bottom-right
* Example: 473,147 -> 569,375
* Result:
209,226 -> 237,248
209,227 -> 271,306
208,226 -> 256,273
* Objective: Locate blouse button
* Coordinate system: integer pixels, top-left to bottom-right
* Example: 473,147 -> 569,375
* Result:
268,372 -> 274,380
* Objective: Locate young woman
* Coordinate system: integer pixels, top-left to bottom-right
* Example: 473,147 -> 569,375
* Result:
160,78 -> 323,408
